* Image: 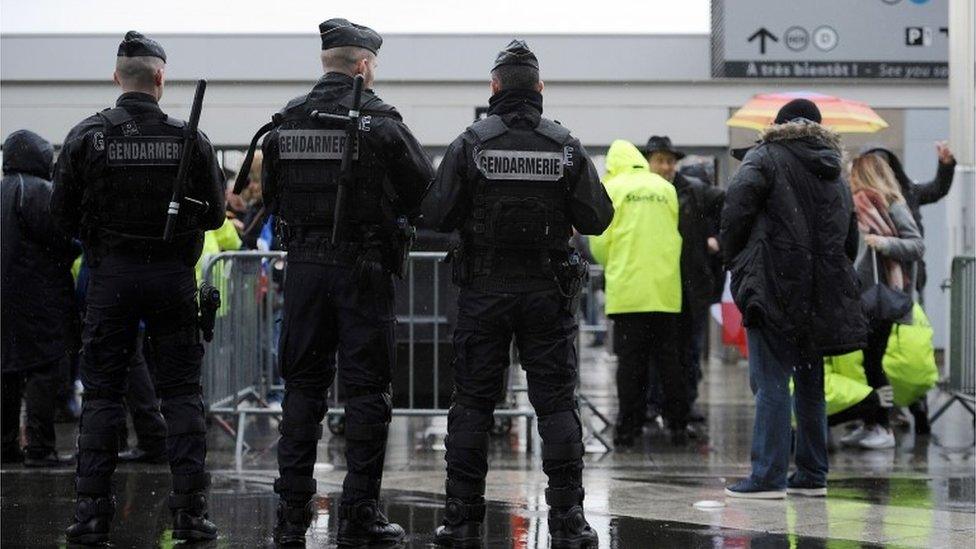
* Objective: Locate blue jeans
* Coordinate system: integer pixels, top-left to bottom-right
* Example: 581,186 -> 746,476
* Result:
747,328 -> 827,489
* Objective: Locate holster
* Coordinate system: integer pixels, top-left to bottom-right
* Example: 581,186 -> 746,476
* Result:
386,216 -> 415,280
553,249 -> 588,313
198,282 -> 221,342
445,242 -> 470,286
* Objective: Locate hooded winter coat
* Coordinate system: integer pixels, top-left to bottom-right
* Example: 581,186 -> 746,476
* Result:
590,140 -> 682,314
1,130 -> 81,372
721,121 -> 867,357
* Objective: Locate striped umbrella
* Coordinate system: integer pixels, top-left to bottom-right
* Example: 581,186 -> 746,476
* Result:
727,91 -> 889,133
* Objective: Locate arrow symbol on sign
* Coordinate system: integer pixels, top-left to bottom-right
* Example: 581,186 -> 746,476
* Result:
748,27 -> 779,55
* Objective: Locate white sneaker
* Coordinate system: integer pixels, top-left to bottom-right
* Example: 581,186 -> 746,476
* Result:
858,425 -> 896,449
840,424 -> 868,447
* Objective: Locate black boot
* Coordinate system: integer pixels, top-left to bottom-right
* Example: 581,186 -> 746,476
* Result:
273,498 -> 314,547
546,487 -> 598,549
65,495 -> 115,545
272,476 -> 318,546
336,499 -> 404,547
169,473 -> 217,541
434,497 -> 485,548
169,492 -> 218,541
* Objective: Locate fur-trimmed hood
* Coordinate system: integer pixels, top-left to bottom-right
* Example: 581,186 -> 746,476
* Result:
760,120 -> 843,180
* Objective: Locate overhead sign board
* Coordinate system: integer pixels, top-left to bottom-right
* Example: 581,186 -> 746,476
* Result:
711,0 -> 948,79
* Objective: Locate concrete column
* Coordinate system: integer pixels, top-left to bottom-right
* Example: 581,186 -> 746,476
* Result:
947,0 -> 975,257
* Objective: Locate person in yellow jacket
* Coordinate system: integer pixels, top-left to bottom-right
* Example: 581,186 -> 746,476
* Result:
195,216 -> 242,284
589,139 -> 689,447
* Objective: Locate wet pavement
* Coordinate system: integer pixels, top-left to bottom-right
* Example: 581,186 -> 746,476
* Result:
2,348 -> 974,547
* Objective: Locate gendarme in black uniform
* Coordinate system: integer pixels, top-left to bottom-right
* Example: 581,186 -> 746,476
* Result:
423,40 -> 613,549
51,32 -> 225,545
257,19 -> 433,547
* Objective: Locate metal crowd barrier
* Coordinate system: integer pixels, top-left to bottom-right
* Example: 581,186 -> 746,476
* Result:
931,255 -> 976,426
201,250 -> 611,469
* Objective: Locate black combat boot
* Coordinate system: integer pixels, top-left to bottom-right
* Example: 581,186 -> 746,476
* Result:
272,476 -> 318,546
336,499 -> 404,547
546,487 -> 598,549
273,498 -> 315,546
65,495 -> 115,545
169,473 -> 218,541
433,497 -> 485,548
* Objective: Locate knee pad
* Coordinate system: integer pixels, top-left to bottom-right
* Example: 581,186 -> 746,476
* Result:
161,395 -> 207,438
281,389 -> 328,425
445,431 -> 490,455
537,409 -> 583,443
538,409 -> 584,483
344,391 -> 392,426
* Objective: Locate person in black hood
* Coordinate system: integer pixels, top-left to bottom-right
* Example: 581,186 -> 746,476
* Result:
862,144 -> 956,292
1,129 -> 81,467
721,99 -> 867,499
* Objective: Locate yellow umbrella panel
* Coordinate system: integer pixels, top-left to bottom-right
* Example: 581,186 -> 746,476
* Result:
727,92 -> 889,133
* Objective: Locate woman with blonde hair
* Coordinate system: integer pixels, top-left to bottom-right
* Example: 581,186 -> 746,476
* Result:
845,153 -> 924,449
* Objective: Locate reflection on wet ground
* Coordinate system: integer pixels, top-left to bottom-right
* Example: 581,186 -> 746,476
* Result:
0,470 -> 890,548
2,352 -> 974,547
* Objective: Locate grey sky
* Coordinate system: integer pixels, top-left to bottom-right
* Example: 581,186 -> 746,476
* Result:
0,0 -> 710,34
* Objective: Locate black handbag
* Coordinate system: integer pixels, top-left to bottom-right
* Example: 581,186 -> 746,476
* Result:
860,249 -> 912,322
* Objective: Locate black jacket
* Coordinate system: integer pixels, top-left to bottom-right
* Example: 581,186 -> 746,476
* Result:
673,172 -> 724,313
721,121 -> 867,357
422,89 -> 613,291
1,130 -> 81,372
51,93 -> 226,255
863,147 -> 956,238
262,73 -> 434,224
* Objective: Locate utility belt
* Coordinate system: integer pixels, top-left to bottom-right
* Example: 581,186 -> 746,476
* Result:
446,243 -> 588,308
281,218 -> 415,279
84,227 -> 201,268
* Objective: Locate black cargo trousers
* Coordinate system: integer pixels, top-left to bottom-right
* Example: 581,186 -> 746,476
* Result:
76,254 -> 209,501
274,261 -> 396,509
445,286 -> 586,511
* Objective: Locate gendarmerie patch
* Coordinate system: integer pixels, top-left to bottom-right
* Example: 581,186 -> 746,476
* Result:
279,129 -> 358,160
476,149 -> 564,181
105,136 -> 182,166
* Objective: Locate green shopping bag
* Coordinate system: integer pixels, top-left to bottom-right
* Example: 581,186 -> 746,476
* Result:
884,303 -> 938,406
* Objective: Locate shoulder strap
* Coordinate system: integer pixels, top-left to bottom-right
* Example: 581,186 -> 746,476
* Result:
96,107 -> 134,128
468,115 -> 508,144
534,118 -> 571,144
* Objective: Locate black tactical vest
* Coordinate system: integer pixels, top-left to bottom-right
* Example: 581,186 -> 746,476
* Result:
462,115 -> 573,256
88,106 -> 188,239
273,94 -> 390,245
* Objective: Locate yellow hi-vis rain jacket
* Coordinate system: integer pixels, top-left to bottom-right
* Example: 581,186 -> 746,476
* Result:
589,140 -> 682,314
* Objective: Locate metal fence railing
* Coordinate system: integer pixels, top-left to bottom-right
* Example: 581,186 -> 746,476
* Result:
201,251 -> 611,470
931,255 -> 976,426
